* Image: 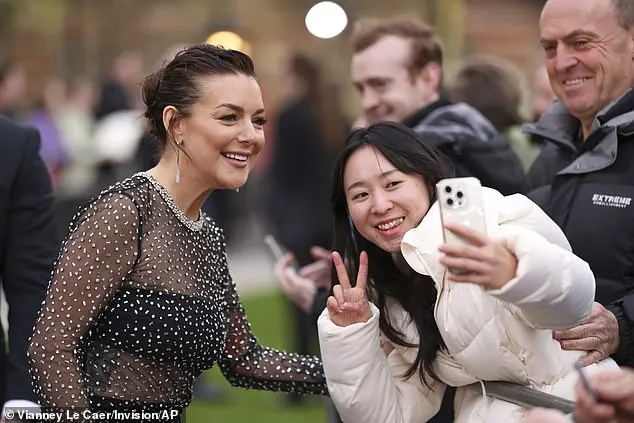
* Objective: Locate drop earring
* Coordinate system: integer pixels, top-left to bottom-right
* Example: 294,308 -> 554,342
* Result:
175,146 -> 181,184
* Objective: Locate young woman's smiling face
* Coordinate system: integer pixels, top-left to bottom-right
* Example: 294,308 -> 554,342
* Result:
344,145 -> 431,253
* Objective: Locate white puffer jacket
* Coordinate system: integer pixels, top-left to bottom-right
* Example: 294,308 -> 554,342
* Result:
318,188 -> 616,423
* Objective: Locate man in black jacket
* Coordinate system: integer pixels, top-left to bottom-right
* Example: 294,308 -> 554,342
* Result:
0,115 -> 58,411
350,16 -> 526,195
523,0 -> 634,369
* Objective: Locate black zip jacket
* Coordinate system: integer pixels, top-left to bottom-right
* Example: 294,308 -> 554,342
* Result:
405,99 -> 526,195
524,89 -> 634,367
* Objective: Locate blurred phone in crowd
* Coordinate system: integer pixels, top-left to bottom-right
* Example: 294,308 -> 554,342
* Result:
264,234 -> 300,271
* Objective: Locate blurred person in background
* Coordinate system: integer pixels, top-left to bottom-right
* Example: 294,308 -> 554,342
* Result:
0,114 -> 58,416
276,16 -> 530,323
95,49 -> 144,120
24,77 -> 70,190
450,55 -> 541,171
28,43 -> 327,420
350,16 -> 525,195
531,64 -> 557,121
0,61 -> 26,120
266,52 -> 347,413
522,0 -> 634,374
93,50 -> 146,190
522,64 -> 557,152
55,76 -> 101,197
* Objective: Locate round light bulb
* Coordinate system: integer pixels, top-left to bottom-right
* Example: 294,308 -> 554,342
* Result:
305,1 -> 348,39
206,31 -> 252,55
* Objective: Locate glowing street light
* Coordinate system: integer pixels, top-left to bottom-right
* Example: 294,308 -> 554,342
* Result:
305,1 -> 348,39
206,30 -> 252,55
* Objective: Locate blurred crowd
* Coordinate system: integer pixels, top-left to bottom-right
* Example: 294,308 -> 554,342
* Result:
0,41 -> 556,243
1,51 -> 144,194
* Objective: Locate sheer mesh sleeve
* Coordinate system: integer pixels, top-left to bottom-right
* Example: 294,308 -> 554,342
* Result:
218,252 -> 327,395
28,193 -> 140,409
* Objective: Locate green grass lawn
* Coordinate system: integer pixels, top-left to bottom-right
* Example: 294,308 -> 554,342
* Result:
184,290 -> 327,423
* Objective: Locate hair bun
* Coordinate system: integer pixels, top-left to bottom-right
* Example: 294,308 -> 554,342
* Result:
141,69 -> 164,139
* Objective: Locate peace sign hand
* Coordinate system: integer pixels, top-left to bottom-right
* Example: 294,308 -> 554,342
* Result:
326,251 -> 373,327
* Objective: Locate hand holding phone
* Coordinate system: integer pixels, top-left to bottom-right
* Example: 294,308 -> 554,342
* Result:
266,234 -> 317,313
264,234 -> 300,271
436,177 -> 487,275
436,178 -> 518,289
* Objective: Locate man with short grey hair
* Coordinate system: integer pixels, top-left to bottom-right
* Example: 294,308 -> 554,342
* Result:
524,0 -> 634,381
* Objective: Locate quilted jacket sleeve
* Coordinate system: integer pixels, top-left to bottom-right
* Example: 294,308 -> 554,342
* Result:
487,193 -> 595,330
317,304 -> 446,423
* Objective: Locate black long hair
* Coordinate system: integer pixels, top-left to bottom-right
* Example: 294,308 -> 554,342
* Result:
330,121 -> 453,387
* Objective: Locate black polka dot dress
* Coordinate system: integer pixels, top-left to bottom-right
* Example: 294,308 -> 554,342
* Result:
28,173 -> 326,421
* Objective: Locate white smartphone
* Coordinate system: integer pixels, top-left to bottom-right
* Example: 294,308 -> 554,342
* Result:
436,177 -> 488,252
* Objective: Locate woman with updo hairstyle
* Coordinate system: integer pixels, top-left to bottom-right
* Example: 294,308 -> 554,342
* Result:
28,43 -> 327,420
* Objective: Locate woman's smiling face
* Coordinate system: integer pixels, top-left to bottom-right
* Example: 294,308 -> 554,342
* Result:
176,73 -> 266,190
344,145 -> 431,253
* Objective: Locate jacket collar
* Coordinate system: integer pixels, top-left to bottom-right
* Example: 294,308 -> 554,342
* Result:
596,88 -> 634,128
402,97 -> 453,129
557,129 -> 618,175
524,88 -> 634,175
522,87 -> 634,150
521,102 -> 579,152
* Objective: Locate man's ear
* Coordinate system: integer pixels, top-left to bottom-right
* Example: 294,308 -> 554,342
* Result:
162,105 -> 185,142
417,62 -> 443,92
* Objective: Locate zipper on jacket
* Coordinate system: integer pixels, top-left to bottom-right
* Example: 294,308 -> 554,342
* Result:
434,270 -> 453,335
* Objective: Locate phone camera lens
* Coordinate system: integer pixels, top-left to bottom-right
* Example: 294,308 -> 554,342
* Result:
447,198 -> 454,206
445,186 -> 452,193
456,191 -> 463,198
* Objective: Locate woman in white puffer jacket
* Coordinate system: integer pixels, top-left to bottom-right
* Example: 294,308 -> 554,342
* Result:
317,122 -> 616,423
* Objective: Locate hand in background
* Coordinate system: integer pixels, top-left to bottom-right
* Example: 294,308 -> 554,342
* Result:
553,302 -> 620,366
574,368 -> 634,423
273,253 -> 317,313
297,246 -> 332,291
326,251 -> 372,327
